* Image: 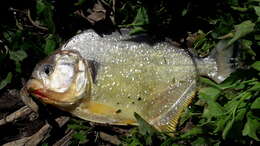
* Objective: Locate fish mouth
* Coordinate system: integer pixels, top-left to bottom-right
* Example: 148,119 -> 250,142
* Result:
28,87 -> 64,105
25,78 -> 80,107
30,89 -> 48,99
26,80 -> 76,107
26,79 -> 48,99
25,79 -> 56,105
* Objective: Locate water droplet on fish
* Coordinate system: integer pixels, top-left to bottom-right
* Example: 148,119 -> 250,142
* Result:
107,74 -> 112,77
112,82 -> 116,86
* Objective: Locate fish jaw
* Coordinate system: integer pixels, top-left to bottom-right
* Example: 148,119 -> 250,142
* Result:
25,78 -> 75,107
25,78 -> 54,104
26,78 -> 44,90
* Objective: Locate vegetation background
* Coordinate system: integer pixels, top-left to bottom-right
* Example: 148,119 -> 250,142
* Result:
0,0 -> 259,145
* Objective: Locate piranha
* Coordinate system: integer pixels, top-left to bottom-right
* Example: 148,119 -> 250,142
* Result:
21,29 -> 234,132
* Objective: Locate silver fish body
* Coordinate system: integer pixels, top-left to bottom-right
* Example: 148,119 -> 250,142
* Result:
23,29 -> 233,132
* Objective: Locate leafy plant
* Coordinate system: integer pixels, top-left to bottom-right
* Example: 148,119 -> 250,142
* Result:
9,50 -> 28,73
0,72 -> 12,90
129,7 -> 149,35
67,119 -> 91,145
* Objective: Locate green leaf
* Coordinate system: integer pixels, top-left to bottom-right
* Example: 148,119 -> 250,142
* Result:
36,0 -> 56,33
235,107 -> 247,121
201,100 -> 224,122
228,20 -> 255,46
193,30 -> 215,57
251,61 -> 260,71
214,116 -> 229,133
242,112 -> 260,141
125,136 -> 143,146
220,92 -> 250,139
191,137 -> 208,146
41,143 -> 48,146
251,98 -> 260,109
44,34 -> 58,55
241,39 -> 256,56
254,6 -> 260,17
9,50 -> 27,72
181,9 -> 188,16
134,112 -> 157,136
231,6 -> 248,12
72,131 -> 87,142
218,78 -> 241,90
130,27 -> 147,35
131,7 -> 149,26
134,112 -> 158,145
179,127 -> 203,139
199,87 -> 221,101
129,7 -> 149,35
222,107 -> 247,139
0,72 -> 12,90
67,123 -> 89,130
9,50 -> 27,62
14,61 -> 22,73
178,108 -> 193,127
248,82 -> 260,91
222,116 -> 235,139
255,34 -> 260,40
199,77 -> 221,89
160,138 -> 175,146
36,0 -> 45,15
74,0 -> 87,6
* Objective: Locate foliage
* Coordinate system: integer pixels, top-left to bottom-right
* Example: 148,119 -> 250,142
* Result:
0,72 -> 12,90
0,0 -> 259,145
67,119 -> 91,145
121,66 -> 260,145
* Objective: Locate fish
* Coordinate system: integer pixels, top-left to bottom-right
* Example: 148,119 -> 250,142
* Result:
21,29 -> 234,132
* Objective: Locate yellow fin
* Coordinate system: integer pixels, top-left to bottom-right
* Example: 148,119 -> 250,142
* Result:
86,101 -> 117,115
115,119 -> 137,125
151,82 -> 197,134
161,92 -> 195,133
70,101 -> 137,126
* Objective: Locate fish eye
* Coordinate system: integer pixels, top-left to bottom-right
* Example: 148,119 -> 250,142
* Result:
43,64 -> 53,75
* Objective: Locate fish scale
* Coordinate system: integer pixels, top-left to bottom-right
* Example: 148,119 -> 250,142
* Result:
62,30 -> 197,130
23,29 -> 234,132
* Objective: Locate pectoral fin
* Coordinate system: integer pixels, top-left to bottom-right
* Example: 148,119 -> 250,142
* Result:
87,102 -> 118,115
71,101 -> 137,125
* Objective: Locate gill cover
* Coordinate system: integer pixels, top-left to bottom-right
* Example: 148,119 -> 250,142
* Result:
26,50 -> 92,108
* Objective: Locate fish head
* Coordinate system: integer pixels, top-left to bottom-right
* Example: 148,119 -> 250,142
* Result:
25,50 -> 92,108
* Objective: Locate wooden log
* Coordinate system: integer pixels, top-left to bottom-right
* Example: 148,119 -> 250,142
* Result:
3,116 -> 70,146
0,106 -> 33,126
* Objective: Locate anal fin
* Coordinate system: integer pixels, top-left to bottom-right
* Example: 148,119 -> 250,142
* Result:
150,81 -> 197,133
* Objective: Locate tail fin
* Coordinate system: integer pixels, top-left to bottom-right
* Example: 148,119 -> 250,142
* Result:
197,40 -> 236,83
210,40 -> 235,83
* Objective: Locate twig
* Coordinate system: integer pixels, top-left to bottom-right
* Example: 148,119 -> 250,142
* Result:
27,9 -> 48,31
99,132 -> 121,145
111,0 -> 116,25
20,87 -> 39,113
3,116 -> 70,146
0,106 -> 33,126
53,129 -> 74,146
101,0 -> 116,25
